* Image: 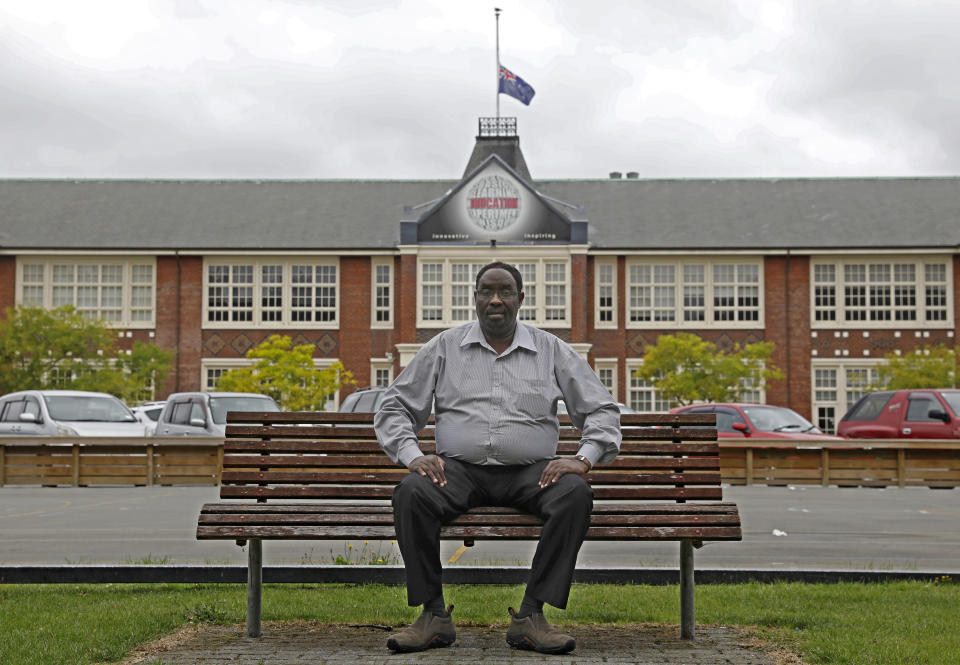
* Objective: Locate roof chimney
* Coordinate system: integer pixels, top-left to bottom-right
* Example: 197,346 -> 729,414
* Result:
609,171 -> 622,179
626,171 -> 639,179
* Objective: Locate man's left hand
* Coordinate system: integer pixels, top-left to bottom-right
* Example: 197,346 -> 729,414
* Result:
539,457 -> 590,488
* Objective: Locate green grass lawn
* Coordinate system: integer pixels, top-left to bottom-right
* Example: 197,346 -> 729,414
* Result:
1,581 -> 957,665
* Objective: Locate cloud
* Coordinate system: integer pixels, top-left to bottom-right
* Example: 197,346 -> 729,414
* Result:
1,0 -> 959,179
763,1 -> 960,174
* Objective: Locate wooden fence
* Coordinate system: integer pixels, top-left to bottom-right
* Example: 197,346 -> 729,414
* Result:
0,438 -> 958,489
720,439 -> 960,488
0,438 -> 222,487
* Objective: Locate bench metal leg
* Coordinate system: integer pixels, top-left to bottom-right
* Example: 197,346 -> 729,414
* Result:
680,540 -> 695,640
247,538 -> 263,638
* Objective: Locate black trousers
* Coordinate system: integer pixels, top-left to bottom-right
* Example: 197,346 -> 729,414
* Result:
392,456 -> 593,609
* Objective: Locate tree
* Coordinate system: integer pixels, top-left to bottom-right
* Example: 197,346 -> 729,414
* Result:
875,344 -> 958,390
633,332 -> 783,407
215,334 -> 356,411
0,305 -> 173,402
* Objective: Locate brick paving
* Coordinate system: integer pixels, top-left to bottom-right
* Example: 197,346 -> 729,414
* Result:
135,623 -> 784,665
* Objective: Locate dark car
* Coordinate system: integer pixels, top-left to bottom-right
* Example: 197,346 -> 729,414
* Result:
838,389 -> 960,439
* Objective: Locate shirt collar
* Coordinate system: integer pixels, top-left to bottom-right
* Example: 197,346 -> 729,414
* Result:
461,321 -> 537,355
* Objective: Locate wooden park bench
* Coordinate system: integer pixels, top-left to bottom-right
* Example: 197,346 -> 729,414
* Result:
197,411 -> 741,639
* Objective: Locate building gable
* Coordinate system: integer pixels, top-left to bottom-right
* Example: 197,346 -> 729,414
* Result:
405,155 -> 584,244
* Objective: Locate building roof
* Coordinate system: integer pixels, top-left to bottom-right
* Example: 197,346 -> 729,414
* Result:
2,176 -> 959,252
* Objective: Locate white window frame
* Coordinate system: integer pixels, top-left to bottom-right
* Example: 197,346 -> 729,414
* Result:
370,358 -> 394,388
810,359 -> 884,433
625,359 -> 672,413
594,358 -> 618,401
202,357 -> 343,410
415,252 -> 572,328
738,373 -> 766,405
17,256 -> 157,328
810,256 -> 953,328
624,257 -> 764,329
371,258 -> 393,329
594,258 -> 617,328
203,257 -> 340,329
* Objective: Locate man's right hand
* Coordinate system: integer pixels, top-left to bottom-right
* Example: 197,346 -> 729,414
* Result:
408,454 -> 446,487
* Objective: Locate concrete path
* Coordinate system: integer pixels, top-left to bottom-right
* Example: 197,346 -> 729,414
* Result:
130,623 -> 786,665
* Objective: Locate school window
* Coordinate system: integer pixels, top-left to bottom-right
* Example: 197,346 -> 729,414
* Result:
516,262 -> 537,322
451,262 -> 486,321
17,258 -> 156,328
594,360 -> 618,401
417,258 -> 570,327
811,258 -> 951,327
626,362 -> 671,413
204,259 -> 339,328
371,360 -> 394,388
371,259 -> 393,327
205,367 -> 227,391
544,263 -> 567,321
811,361 -> 883,433
739,373 -> 764,404
625,258 -> 762,328
594,260 -> 617,327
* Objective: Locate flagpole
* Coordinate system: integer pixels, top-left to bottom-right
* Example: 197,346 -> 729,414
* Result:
495,7 -> 501,120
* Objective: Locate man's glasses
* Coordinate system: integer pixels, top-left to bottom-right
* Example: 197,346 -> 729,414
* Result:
475,288 -> 519,300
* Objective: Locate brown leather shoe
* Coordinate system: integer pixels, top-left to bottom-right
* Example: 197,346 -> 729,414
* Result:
505,606 -> 576,654
386,605 -> 456,652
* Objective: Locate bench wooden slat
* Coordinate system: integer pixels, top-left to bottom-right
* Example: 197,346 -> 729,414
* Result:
221,455 -> 721,471
224,425 -> 720,442
199,502 -> 739,516
225,411 -> 719,427
218,485 -> 724,501
198,512 -> 740,528
198,524 -> 741,540
219,470 -> 723,485
221,439 -> 721,455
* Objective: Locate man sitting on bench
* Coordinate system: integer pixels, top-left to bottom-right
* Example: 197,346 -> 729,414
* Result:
375,261 -> 622,654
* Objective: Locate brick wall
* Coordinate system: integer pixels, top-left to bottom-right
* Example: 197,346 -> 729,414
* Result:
0,256 -> 15,319
765,255 -> 812,417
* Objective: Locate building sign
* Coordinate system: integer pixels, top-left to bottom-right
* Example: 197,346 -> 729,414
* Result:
467,176 -> 520,231
413,158 -> 575,244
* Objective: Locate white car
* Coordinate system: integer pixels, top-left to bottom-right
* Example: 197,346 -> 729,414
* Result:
0,390 -> 146,437
131,401 -> 166,435
154,392 -> 281,437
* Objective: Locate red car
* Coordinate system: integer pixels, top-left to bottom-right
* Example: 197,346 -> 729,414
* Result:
837,389 -> 960,439
670,403 -> 842,440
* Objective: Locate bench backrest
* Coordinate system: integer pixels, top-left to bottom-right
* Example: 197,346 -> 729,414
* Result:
221,412 -> 720,505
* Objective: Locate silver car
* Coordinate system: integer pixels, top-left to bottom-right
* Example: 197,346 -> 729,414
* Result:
154,391 -> 280,437
0,390 -> 145,437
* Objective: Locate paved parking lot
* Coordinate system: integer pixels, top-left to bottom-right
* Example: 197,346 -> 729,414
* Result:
2,484 -> 959,571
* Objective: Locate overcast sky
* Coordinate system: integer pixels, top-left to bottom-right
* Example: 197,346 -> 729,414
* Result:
2,0 -> 959,180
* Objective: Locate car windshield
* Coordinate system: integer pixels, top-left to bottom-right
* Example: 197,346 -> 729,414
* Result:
939,392 -> 960,416
208,396 -> 280,424
44,395 -> 136,422
741,405 -> 820,433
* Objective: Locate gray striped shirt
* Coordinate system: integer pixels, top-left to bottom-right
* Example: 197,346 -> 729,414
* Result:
374,321 -> 621,468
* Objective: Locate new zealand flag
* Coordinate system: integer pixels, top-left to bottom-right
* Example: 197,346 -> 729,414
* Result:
498,65 -> 535,105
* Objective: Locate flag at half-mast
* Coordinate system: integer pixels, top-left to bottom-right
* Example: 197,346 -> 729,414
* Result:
498,64 -> 535,105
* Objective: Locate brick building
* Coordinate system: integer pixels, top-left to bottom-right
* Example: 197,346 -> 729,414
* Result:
2,119 -> 959,432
